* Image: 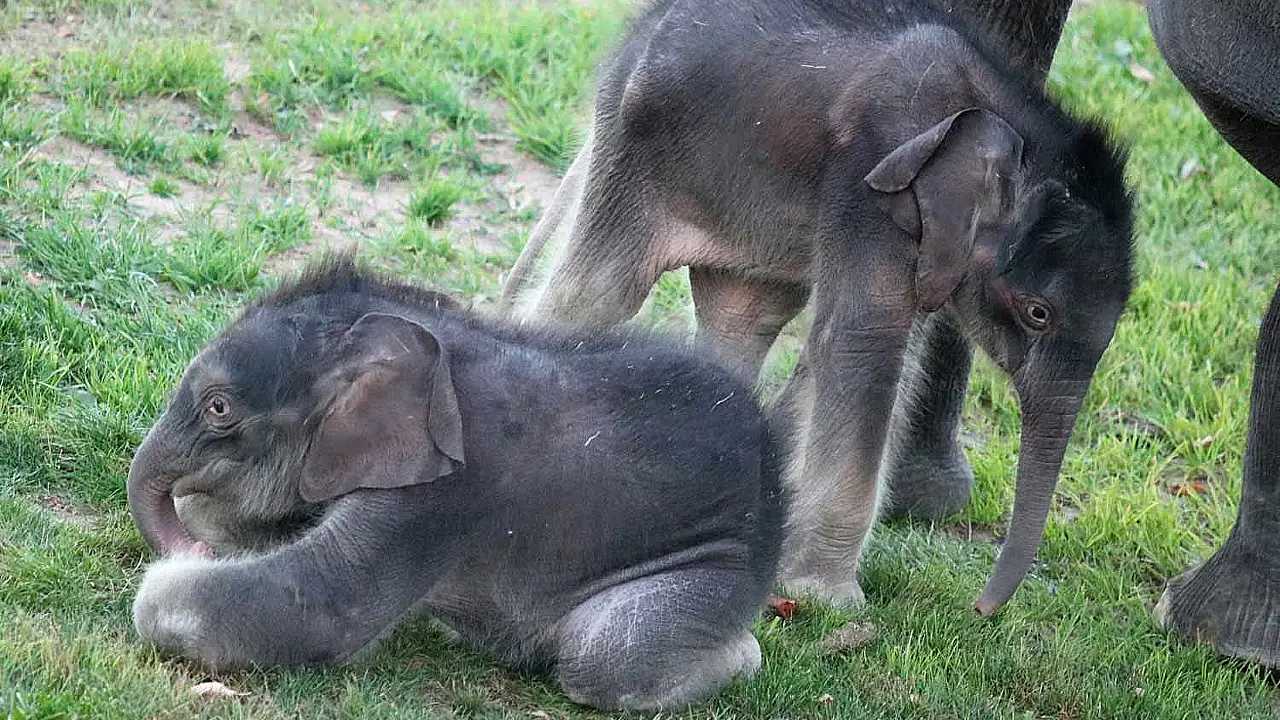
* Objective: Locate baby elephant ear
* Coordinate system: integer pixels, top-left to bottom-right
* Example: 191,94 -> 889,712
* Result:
300,312 -> 465,503
864,107 -> 1024,312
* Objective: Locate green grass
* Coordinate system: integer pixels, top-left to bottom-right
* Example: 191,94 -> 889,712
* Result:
1,0 -> 1279,718
407,176 -> 464,225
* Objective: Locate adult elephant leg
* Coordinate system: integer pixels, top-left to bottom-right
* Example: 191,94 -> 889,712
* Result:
881,314 -> 976,519
939,0 -> 1073,86
1156,280 -> 1280,667
689,267 -> 809,384
1150,0 -> 1280,664
1148,0 -> 1280,185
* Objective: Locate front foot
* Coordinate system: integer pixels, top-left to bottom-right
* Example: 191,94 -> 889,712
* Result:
881,443 -> 974,520
133,554 -> 229,668
778,571 -> 866,609
1155,537 -> 1280,667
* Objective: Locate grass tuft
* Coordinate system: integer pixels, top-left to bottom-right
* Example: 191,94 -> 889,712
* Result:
407,176 -> 464,225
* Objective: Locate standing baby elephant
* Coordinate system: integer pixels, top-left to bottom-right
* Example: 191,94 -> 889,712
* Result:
502,0 -> 1135,615
127,255 -> 784,712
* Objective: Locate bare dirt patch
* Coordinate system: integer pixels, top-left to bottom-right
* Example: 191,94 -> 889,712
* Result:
31,493 -> 101,532
0,14 -> 86,60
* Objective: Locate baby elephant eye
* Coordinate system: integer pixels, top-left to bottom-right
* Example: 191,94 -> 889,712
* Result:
204,394 -> 233,422
1022,298 -> 1053,331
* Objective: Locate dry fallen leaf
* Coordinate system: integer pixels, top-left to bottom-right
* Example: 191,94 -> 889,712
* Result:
820,621 -> 877,652
1168,477 -> 1209,497
1193,435 -> 1215,449
1128,62 -> 1156,83
765,595 -> 798,621
189,681 -> 248,698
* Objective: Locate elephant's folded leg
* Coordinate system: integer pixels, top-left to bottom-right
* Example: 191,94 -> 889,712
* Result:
133,492 -> 445,672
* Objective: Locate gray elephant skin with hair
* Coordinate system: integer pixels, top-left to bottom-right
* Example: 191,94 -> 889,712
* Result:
502,0 -> 1135,616
127,256 -> 785,712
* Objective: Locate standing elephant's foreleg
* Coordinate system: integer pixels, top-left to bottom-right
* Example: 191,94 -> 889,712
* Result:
880,314 -> 976,519
689,267 -> 809,384
771,188 -> 919,607
774,307 -> 915,606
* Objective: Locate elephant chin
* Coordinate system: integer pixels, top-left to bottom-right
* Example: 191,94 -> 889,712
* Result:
974,374 -> 1089,616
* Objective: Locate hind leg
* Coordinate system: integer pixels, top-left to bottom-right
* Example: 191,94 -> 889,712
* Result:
517,141 -> 667,330
881,314 -> 976,519
689,267 -> 809,383
554,570 -> 762,711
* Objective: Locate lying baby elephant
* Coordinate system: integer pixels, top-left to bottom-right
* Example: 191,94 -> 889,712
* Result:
127,255 -> 784,712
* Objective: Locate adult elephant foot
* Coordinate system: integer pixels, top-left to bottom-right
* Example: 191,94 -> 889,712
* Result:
881,444 -> 974,520
1155,535 -> 1280,667
1155,281 -> 1280,666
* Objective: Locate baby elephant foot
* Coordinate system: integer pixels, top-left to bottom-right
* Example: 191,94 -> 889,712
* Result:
778,571 -> 866,608
881,443 -> 974,520
1156,537 -> 1280,668
133,554 -> 224,665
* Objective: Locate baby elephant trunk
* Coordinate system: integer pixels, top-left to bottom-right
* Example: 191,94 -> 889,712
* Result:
126,427 -> 202,556
974,373 -> 1090,616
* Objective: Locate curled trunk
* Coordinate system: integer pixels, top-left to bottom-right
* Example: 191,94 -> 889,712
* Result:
126,428 -> 202,555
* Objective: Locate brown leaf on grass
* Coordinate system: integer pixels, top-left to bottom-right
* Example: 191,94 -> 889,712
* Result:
1168,477 -> 1209,497
1193,434 -> 1215,449
820,621 -> 877,653
1128,62 -> 1156,83
765,595 -> 798,621
189,681 -> 248,698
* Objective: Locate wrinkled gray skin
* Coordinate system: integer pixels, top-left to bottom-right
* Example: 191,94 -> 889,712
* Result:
1141,0 -> 1280,668
501,0 -> 1134,615
128,257 -> 784,712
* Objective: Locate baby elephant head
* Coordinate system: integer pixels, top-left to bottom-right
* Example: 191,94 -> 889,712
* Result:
127,308 -> 466,557
866,107 -> 1134,613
